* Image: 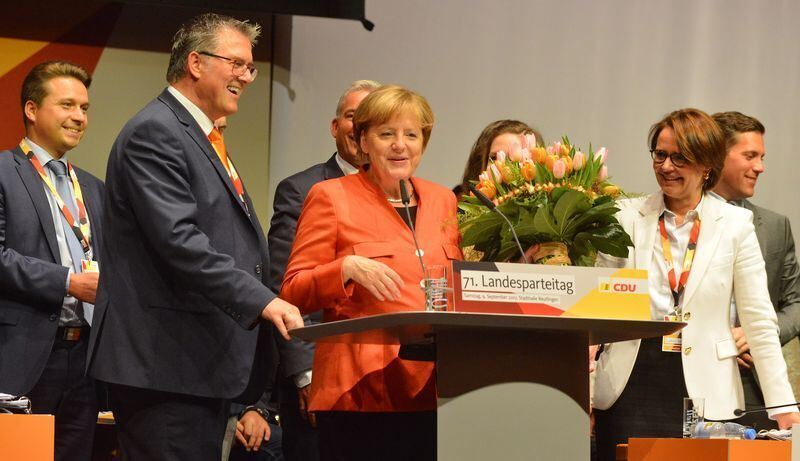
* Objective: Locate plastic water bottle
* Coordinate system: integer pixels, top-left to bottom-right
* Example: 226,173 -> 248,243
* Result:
691,422 -> 757,440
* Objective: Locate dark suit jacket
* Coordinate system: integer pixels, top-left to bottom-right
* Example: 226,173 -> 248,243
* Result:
744,200 -> 800,344
88,89 -> 276,403
267,154 -> 343,379
0,146 -> 104,396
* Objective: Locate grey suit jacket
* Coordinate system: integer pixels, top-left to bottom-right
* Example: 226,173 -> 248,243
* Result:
267,154 -> 343,379
744,199 -> 800,344
0,146 -> 104,396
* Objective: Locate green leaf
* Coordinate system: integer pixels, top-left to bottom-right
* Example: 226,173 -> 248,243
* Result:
460,212 -> 504,247
574,224 -> 632,258
552,190 -> 592,230
532,204 -> 560,239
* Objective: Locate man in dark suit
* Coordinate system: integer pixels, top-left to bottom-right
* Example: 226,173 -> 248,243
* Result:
87,13 -> 302,461
268,80 -> 379,461
712,111 -> 800,429
0,61 -> 103,461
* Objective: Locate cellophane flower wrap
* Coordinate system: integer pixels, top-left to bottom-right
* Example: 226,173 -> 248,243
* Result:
458,135 -> 633,266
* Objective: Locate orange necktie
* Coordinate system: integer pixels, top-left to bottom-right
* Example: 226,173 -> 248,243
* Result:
208,127 -> 229,169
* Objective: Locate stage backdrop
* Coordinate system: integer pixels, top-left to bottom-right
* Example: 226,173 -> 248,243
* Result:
269,0 -> 800,394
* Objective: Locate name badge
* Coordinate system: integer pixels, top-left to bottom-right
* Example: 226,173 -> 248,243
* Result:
662,314 -> 682,352
81,259 -> 100,273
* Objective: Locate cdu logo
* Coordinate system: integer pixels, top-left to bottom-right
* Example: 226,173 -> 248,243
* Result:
598,277 -> 645,294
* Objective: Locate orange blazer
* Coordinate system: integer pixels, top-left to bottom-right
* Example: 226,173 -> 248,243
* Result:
281,171 -> 462,412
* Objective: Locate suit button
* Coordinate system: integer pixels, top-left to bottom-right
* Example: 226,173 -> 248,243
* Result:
255,264 -> 262,275
49,314 -> 57,321
683,312 -> 691,321
684,346 -> 692,355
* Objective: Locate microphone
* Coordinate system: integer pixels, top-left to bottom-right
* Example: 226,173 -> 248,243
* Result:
467,183 -> 529,263
399,180 -> 427,276
733,402 -> 800,417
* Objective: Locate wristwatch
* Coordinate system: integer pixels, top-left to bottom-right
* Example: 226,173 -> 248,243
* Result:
240,406 -> 269,422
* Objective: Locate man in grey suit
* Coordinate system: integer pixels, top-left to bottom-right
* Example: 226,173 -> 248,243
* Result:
712,111 -> 800,428
268,79 -> 380,461
0,61 -> 104,461
88,13 -> 302,461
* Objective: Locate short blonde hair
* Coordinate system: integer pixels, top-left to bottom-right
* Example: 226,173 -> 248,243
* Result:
353,85 -> 434,160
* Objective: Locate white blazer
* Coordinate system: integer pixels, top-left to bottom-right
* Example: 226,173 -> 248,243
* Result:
593,192 -> 797,420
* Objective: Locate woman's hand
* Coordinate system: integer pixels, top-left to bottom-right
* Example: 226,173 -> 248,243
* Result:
775,411 -> 800,430
343,255 -> 405,301
518,244 -> 541,263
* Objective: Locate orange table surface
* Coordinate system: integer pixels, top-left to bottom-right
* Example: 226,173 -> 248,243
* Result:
0,414 -> 54,461
628,437 -> 790,461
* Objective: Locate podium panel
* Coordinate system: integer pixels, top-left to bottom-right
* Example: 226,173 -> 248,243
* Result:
292,311 -> 682,461
628,438 -> 790,461
0,414 -> 54,461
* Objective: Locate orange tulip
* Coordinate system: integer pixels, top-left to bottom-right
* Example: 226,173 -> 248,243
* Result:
521,160 -> 537,181
545,154 -> 558,172
477,180 -> 497,199
533,147 -> 547,164
561,155 -> 573,175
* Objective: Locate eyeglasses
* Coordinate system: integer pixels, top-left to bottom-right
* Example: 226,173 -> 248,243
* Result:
198,51 -> 258,80
650,149 -> 689,168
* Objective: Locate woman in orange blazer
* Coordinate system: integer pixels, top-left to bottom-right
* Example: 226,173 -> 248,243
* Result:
281,85 -> 462,461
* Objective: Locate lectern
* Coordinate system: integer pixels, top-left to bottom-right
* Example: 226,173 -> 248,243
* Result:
291,311 -> 682,461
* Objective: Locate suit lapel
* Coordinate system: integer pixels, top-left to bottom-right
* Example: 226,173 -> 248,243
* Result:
744,199 -> 768,256
158,90 -> 255,227
681,195 -> 724,307
75,170 -> 103,255
12,147 -> 60,262
633,194 -> 661,270
324,153 -> 345,180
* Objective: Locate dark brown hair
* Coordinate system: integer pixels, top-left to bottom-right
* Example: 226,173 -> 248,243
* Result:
648,108 -> 726,191
459,119 -> 543,194
712,111 -> 765,150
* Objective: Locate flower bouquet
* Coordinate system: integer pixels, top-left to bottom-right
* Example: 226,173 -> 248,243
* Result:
458,135 -> 633,266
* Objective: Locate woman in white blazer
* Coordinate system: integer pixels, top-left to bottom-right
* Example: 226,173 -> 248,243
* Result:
592,108 -> 799,460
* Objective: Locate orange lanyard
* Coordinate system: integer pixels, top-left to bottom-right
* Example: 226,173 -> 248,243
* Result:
21,139 -> 92,255
658,213 -> 700,309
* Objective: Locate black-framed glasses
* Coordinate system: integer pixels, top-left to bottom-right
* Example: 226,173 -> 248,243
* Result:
198,51 -> 258,79
650,149 -> 689,168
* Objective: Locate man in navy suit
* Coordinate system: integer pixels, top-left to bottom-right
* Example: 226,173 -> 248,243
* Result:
88,13 -> 302,461
0,61 -> 104,461
268,80 -> 379,461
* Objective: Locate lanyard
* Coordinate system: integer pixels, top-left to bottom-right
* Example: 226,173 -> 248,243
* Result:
21,139 -> 92,255
658,213 -> 700,311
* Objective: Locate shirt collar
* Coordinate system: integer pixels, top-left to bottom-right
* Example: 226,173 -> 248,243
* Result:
708,190 -> 744,207
167,86 -> 214,136
25,137 -> 66,169
658,192 -> 704,222
334,152 -> 359,175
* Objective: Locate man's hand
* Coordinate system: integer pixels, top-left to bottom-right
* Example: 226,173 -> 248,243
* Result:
261,298 -> 304,340
236,410 -> 270,452
68,272 -> 99,303
732,327 -> 754,369
297,385 -> 317,428
775,411 -> 800,430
